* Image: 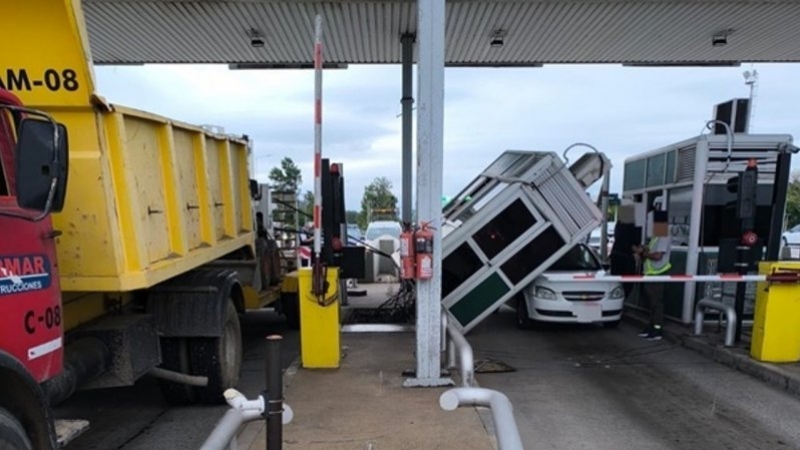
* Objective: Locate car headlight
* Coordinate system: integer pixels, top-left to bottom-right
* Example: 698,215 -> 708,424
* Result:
533,286 -> 557,300
609,286 -> 625,299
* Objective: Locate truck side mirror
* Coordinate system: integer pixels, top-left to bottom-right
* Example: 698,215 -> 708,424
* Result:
15,117 -> 69,213
250,179 -> 262,200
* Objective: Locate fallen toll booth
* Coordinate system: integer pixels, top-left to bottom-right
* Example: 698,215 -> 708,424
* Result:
441,149 -> 609,332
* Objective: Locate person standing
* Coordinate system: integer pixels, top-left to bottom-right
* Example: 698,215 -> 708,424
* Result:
609,204 -> 640,300
634,210 -> 672,341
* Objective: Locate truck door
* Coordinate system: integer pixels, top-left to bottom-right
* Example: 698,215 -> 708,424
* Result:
0,90 -> 64,383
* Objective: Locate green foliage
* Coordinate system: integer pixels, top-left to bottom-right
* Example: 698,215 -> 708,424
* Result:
297,190 -> 315,227
268,157 -> 302,226
345,210 -> 359,224
268,157 -> 302,194
358,177 -> 398,229
785,171 -> 800,229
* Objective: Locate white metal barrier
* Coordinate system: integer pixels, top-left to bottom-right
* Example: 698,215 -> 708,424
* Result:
440,388 -> 524,450
199,389 -> 293,450
694,298 -> 738,347
441,310 -> 474,387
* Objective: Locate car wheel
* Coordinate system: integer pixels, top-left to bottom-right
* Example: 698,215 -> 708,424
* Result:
516,295 -> 536,330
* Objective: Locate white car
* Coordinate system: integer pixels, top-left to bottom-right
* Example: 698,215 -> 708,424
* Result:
781,224 -> 800,247
365,220 -> 402,241
513,243 -> 625,329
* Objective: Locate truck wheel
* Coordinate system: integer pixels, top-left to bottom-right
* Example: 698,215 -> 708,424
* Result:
0,408 -> 33,450
189,300 -> 242,404
281,293 -> 300,330
157,338 -> 198,406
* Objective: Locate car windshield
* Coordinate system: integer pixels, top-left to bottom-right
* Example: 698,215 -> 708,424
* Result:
347,225 -> 362,240
548,244 -> 601,271
366,226 -> 400,240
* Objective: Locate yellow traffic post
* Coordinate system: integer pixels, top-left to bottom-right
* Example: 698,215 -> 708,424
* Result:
297,267 -> 341,369
751,261 -> 800,362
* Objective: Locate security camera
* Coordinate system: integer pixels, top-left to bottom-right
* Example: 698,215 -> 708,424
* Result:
251,37 -> 265,48
712,34 -> 727,47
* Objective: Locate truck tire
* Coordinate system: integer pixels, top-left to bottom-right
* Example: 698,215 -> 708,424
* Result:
157,337 -> 198,406
0,408 -> 33,450
189,300 -> 242,404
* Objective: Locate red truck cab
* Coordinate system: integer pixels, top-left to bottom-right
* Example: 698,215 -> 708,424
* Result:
0,88 -> 70,450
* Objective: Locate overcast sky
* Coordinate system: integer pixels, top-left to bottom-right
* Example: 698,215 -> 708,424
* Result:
93,63 -> 800,213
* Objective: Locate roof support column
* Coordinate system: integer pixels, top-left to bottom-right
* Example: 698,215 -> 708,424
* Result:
404,0 -> 452,387
400,33 -> 415,223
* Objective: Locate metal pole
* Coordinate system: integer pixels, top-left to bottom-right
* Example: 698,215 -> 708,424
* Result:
401,33 -> 415,223
404,0 -> 450,387
599,166 -> 611,262
265,335 -> 283,450
683,138 -> 709,324
766,148 -> 792,260
312,14 -> 324,295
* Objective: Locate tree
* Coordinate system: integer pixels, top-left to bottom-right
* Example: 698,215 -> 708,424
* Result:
358,177 -> 398,228
268,157 -> 302,194
785,170 -> 800,228
298,190 -> 315,227
268,157 -> 303,227
345,210 -> 359,225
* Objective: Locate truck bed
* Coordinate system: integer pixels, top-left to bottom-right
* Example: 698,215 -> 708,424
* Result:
53,102 -> 254,292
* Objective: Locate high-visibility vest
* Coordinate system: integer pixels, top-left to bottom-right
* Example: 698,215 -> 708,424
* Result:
644,237 -> 672,275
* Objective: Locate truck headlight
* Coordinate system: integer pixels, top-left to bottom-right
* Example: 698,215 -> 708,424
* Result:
533,286 -> 557,300
609,286 -> 625,299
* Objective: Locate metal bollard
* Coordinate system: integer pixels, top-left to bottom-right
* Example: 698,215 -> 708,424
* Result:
265,335 -> 283,450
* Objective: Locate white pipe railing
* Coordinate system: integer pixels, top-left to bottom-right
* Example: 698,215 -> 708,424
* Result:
694,298 -> 737,347
198,389 -> 293,450
441,310 -> 474,387
440,387 -> 524,450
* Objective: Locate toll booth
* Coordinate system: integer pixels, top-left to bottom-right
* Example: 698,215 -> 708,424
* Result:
441,150 -> 608,332
621,100 -> 796,323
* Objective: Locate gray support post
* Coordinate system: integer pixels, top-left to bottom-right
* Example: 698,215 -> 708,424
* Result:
404,0 -> 452,387
683,138 -> 709,324
401,33 -> 415,223
265,335 -> 283,450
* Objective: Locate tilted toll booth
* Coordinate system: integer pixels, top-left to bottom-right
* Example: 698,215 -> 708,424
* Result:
441,150 -> 608,332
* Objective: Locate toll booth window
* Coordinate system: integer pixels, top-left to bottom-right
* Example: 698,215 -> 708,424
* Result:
442,243 -> 484,298
472,199 -> 536,260
500,226 -> 565,285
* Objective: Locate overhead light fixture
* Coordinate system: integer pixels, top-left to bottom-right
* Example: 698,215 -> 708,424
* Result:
712,29 -> 734,47
490,29 -> 507,48
247,27 -> 265,48
229,62 -> 349,70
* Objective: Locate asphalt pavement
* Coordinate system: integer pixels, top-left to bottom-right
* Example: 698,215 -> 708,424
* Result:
54,297 -> 800,450
469,307 -> 800,450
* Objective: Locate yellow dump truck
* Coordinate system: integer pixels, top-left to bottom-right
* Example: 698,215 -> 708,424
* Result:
0,1 -> 289,448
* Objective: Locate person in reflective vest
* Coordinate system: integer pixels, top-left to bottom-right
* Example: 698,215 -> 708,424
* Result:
633,210 -> 672,341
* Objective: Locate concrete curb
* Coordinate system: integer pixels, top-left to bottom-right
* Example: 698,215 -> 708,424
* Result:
236,356 -> 302,449
622,311 -> 800,401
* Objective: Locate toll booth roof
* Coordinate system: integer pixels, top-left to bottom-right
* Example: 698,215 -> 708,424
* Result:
83,0 -> 800,66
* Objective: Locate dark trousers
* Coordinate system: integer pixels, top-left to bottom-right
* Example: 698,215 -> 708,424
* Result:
644,282 -> 665,327
610,254 -> 637,299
